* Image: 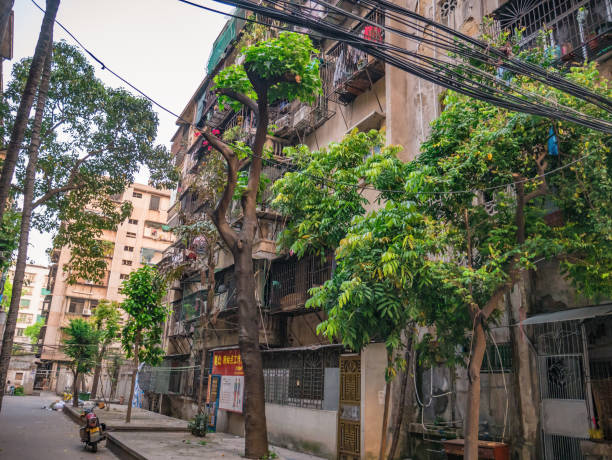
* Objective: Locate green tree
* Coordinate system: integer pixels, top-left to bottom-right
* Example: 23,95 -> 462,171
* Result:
120,266 -> 169,423
198,31 -> 321,457
275,60 -> 611,458
63,318 -> 99,407
90,299 -> 121,399
0,40 -> 177,411
0,279 -> 12,311
24,318 -> 45,345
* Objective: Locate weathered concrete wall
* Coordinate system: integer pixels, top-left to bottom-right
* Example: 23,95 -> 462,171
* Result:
361,342 -> 388,460
266,403 -> 338,459
6,354 -> 37,394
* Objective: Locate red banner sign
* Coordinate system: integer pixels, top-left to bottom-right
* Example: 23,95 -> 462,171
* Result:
212,349 -> 243,376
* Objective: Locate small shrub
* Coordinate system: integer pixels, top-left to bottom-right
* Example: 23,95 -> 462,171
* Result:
188,412 -> 208,437
13,386 -> 24,396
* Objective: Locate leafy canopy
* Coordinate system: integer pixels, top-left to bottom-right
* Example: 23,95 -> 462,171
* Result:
214,32 -> 322,110
275,59 -> 611,369
120,266 -> 169,366
24,318 -> 45,345
63,318 -> 100,375
3,41 -> 178,284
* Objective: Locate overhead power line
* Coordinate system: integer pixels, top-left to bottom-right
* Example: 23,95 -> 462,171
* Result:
198,0 -> 612,133
28,0 -> 607,198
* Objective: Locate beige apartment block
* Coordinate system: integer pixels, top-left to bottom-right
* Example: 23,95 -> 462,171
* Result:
9,264 -> 49,347
38,183 -> 173,393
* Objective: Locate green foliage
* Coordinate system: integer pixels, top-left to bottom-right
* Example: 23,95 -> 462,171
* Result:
13,386 -> 24,396
120,266 -> 170,366
214,32 -> 322,110
63,318 -> 100,376
24,318 -> 45,344
3,41 -> 178,284
1,279 -> 12,311
273,129 -> 404,258
0,210 -> 20,272
276,59 -> 612,371
91,299 -> 121,351
188,412 -> 209,437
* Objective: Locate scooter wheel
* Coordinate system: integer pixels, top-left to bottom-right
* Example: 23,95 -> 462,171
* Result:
91,443 -> 97,453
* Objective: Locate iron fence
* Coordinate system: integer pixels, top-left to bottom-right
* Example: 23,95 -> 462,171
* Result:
494,0 -> 612,62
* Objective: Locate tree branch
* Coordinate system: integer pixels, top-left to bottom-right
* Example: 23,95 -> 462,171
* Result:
215,88 -> 258,115
32,149 -> 101,208
201,127 -> 238,248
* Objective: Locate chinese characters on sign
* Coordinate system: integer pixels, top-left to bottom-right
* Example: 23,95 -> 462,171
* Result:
212,348 -> 243,376
210,348 -> 244,413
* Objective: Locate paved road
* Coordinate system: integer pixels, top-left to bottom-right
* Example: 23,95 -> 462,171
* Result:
0,392 -> 117,460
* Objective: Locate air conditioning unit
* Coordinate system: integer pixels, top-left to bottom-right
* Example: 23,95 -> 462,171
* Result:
82,308 -> 91,316
274,114 -> 291,133
293,105 -> 312,129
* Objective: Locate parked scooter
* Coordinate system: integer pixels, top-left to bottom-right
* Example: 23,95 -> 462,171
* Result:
79,409 -> 106,452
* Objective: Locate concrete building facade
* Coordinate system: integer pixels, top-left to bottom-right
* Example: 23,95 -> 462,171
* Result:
37,183 -> 173,396
140,1 -> 612,460
10,264 -> 49,347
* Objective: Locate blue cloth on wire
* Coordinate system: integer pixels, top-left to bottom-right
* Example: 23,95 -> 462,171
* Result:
548,126 -> 559,156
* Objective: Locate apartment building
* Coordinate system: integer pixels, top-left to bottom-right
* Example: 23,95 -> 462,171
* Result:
37,183 -> 173,394
10,264 -> 49,347
145,1 -> 612,460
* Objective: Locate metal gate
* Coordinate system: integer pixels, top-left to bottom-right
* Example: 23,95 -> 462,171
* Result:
532,320 -> 591,460
338,355 -> 361,460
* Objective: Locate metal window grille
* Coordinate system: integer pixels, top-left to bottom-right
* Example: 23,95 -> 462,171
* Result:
324,8 -> 386,104
262,347 -> 340,409
481,342 -> 513,373
494,0 -> 612,62
266,254 -> 334,312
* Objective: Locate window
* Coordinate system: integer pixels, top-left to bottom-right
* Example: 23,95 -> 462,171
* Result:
89,300 -> 98,311
122,260 -> 133,266
19,299 -> 30,307
120,274 -> 129,280
15,328 -> 24,337
128,219 -> 138,225
21,286 -> 32,295
23,273 -> 35,286
124,245 -> 134,252
15,372 -> 23,381
17,313 -> 33,323
68,298 -> 85,314
149,195 -> 160,211
133,192 -> 143,198
481,342 -> 513,373
126,231 -> 137,238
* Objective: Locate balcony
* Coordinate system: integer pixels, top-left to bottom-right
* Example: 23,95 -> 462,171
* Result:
324,8 -> 386,104
266,254 -> 334,314
495,0 -> 612,63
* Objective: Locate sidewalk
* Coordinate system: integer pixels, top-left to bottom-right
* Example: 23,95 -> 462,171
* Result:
107,431 -> 328,460
63,402 -> 327,460
63,402 -> 188,431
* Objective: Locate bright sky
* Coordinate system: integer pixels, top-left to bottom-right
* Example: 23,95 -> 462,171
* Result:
11,0 -> 233,266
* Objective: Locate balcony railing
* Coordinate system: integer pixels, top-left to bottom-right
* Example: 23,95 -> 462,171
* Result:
495,0 -> 612,62
266,254 -> 334,313
324,8 -> 386,104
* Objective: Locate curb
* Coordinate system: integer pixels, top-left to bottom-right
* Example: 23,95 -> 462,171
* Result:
63,405 -> 189,432
106,433 -> 147,460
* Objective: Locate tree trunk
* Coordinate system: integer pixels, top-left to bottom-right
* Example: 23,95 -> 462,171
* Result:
91,344 -> 106,399
235,246 -> 268,458
463,316 -> 487,460
0,41 -> 53,412
72,370 -> 79,407
387,341 -> 413,460
0,1 -> 14,61
197,253 -> 216,414
379,351 -> 392,460
125,336 -> 140,423
0,0 -> 59,221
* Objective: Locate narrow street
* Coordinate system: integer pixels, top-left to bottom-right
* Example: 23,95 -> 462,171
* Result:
0,393 -> 116,459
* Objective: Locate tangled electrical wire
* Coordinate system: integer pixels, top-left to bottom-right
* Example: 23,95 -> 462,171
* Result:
193,0 -> 612,133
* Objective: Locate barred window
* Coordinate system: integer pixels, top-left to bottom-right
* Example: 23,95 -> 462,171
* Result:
262,347 -> 340,410
481,342 -> 513,373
